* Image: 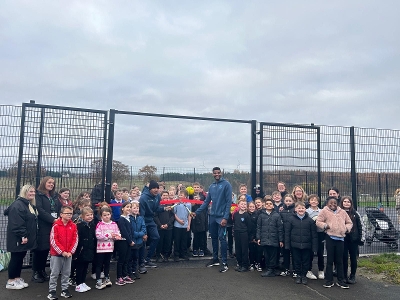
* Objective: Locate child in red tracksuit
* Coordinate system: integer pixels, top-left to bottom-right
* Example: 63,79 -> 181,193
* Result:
48,206 -> 78,300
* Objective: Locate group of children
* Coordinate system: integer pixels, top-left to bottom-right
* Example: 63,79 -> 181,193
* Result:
230,188 -> 363,290
45,181 -> 363,298
46,190 -> 147,300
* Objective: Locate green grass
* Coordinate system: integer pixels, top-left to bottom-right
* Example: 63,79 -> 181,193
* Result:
358,253 -> 400,284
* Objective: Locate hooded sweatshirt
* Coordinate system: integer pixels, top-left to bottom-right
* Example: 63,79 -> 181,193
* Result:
195,177 -> 232,223
139,188 -> 163,225
316,206 -> 353,238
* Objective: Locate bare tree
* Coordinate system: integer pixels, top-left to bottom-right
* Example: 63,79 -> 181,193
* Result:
138,165 -> 158,184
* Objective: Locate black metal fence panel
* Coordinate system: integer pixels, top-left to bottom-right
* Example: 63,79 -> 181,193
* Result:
0,105 -> 22,253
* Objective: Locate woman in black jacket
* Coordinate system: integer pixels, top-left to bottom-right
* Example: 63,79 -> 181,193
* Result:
32,176 -> 59,283
340,196 -> 363,284
4,185 -> 38,289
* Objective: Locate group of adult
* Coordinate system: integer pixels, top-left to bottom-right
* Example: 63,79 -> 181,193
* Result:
5,176 -> 70,289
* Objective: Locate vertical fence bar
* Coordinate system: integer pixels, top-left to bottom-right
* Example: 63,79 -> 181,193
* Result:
105,109 -> 115,203
251,120 -> 257,199
16,104 -> 26,198
194,168 -> 196,183
378,173 -> 382,204
259,123 -> 264,194
317,126 -> 321,200
385,173 -> 389,207
350,126 -> 357,210
35,108 -> 45,188
130,166 -> 133,189
101,112 -> 108,196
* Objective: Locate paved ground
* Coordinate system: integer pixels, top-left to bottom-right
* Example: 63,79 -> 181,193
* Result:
1,258 -> 400,300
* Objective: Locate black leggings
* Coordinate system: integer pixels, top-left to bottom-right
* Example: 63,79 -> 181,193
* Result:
75,261 -> 90,285
193,231 -> 207,252
32,249 -> 49,272
8,251 -> 27,279
343,239 -> 358,277
96,253 -> 112,280
117,241 -> 131,278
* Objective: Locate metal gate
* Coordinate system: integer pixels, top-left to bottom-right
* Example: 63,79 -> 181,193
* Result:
16,101 -> 108,198
259,122 -> 321,198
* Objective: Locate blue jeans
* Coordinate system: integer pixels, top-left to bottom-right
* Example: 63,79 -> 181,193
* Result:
145,223 -> 160,261
209,215 -> 228,264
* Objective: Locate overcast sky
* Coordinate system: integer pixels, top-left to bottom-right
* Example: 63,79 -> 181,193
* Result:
1,1 -> 400,171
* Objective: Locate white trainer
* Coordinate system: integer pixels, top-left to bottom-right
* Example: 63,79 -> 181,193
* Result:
306,271 -> 317,280
318,271 -> 325,279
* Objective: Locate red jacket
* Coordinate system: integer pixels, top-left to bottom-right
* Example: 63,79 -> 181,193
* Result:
50,218 -> 78,256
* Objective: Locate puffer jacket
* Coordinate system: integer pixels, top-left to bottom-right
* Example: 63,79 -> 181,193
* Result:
256,209 -> 284,247
285,212 -> 318,251
344,209 -> 363,243
129,214 -> 147,249
4,197 -> 38,252
74,220 -> 96,262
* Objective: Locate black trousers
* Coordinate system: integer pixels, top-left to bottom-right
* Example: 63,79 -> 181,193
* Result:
249,242 -> 257,265
128,247 -> 140,274
96,252 -> 112,280
8,251 -> 27,279
116,241 -> 131,278
309,232 -> 325,271
193,231 -> 207,251
343,239 -> 358,277
156,229 -> 173,256
263,245 -> 278,269
234,231 -> 249,268
282,248 -> 292,270
75,261 -> 90,285
291,247 -> 311,277
325,237 -> 345,282
32,249 -> 49,272
227,226 -> 234,254
173,227 -> 188,257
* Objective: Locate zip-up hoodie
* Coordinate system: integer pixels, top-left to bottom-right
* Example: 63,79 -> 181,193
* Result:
95,220 -> 121,253
50,218 -> 78,256
316,206 -> 353,238
139,188 -> 163,225
129,214 -> 147,249
195,177 -> 232,223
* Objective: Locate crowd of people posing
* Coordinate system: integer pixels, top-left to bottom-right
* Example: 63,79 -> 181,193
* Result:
4,173 -> 364,300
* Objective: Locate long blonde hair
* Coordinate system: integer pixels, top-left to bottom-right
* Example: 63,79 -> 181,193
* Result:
19,184 -> 36,205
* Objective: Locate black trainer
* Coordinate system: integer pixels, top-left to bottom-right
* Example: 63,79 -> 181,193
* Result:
61,289 -> 72,298
47,290 -> 58,300
336,281 -> 349,289
219,263 -> 228,273
206,259 -> 220,267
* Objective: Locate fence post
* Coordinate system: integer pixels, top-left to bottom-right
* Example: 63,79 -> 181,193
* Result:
251,120 -> 257,199
105,109 -> 116,203
130,166 -> 133,189
378,173 -> 382,205
35,107 -> 45,188
194,168 -> 196,183
259,123 -> 264,195
316,126 -> 322,201
350,126 -> 358,209
385,173 -> 389,207
101,112 -> 108,196
16,104 -> 26,198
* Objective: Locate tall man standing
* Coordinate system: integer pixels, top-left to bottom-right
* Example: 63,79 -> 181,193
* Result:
193,167 -> 232,273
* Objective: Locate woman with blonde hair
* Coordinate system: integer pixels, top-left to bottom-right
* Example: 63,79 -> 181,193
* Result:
291,185 -> 308,203
4,185 -> 38,289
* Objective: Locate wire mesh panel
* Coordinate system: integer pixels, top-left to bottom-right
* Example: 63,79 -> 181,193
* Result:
354,127 -> 400,253
260,123 -> 319,196
0,105 -> 22,252
19,104 -> 108,198
319,125 -> 352,199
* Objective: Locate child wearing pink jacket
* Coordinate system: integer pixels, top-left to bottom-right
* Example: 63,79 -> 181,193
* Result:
316,197 -> 352,289
95,207 -> 121,290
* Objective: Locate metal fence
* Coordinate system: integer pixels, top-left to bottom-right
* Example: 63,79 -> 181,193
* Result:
1,102 -> 400,265
259,124 -> 400,254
